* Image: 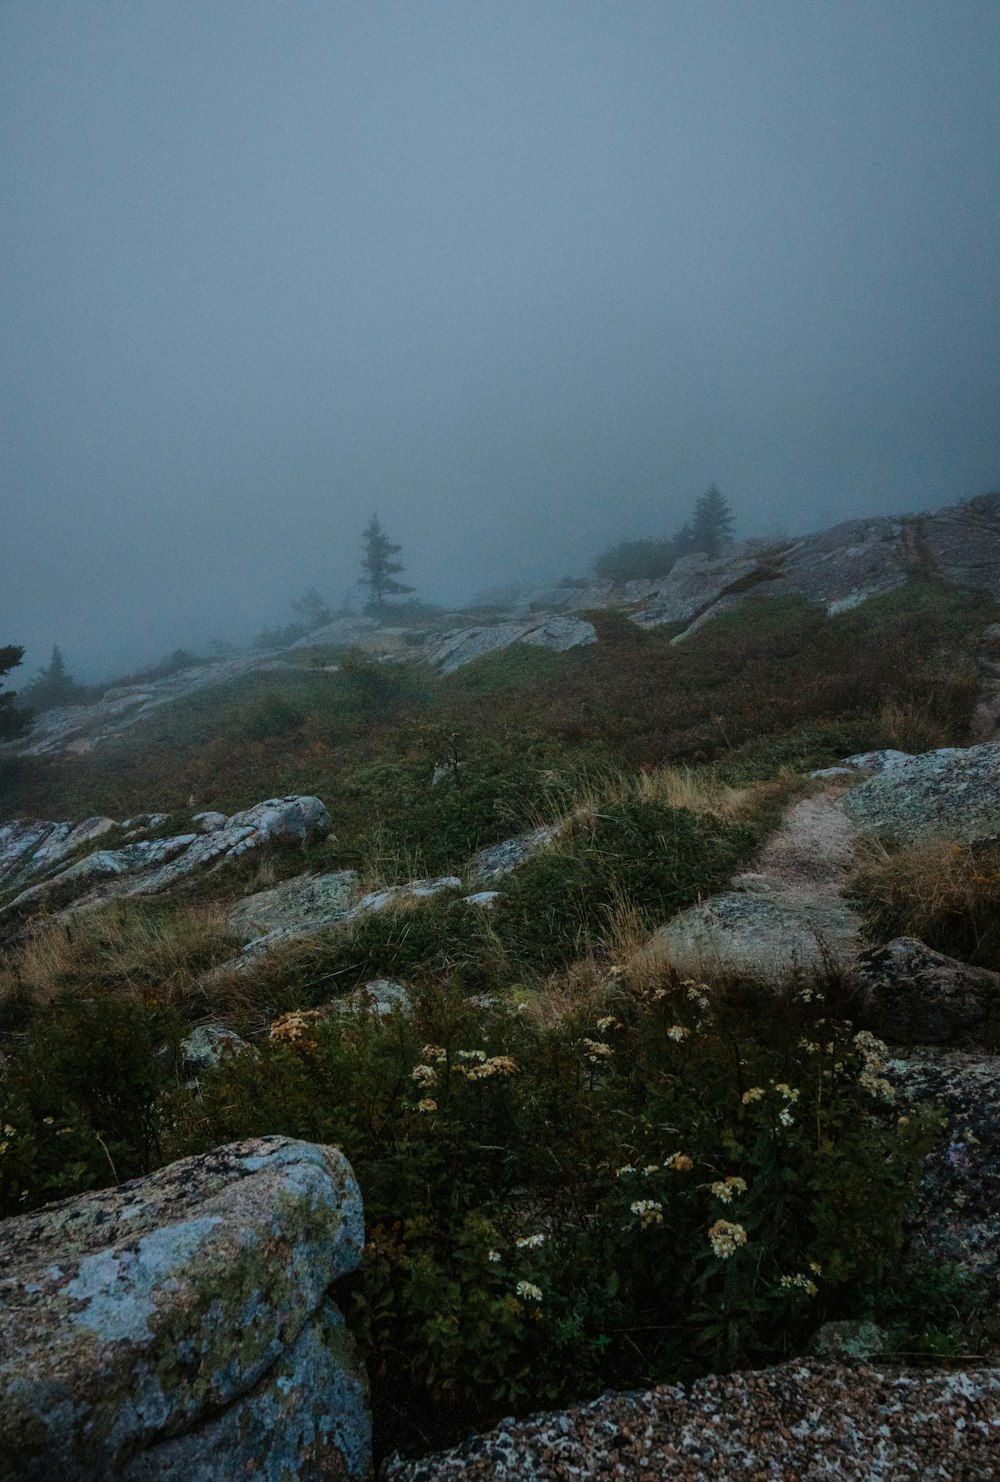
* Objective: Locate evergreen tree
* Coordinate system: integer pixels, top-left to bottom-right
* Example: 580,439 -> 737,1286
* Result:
24,644 -> 80,712
358,516 -> 414,616
689,486 -> 735,559
0,645 -> 31,742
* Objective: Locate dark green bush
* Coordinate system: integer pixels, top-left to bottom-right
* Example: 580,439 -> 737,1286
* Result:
173,976 -> 940,1459
0,995 -> 182,1216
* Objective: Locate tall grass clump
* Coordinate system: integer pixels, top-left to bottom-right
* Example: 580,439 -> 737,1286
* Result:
852,837 -> 1000,972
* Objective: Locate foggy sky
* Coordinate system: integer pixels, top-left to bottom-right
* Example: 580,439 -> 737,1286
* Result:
3,1 -> 999,681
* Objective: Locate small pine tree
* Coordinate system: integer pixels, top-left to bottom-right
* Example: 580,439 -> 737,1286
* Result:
24,644 -> 80,712
689,486 -> 735,559
0,645 -> 31,742
358,516 -> 415,616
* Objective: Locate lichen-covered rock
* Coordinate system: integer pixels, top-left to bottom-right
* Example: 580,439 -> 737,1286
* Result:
0,797 -> 332,926
809,1320 -> 887,1359
470,825 -> 562,882
227,869 -> 359,946
849,937 -> 1000,1045
325,979 -> 411,1018
842,742 -> 1000,846
178,1023 -> 250,1074
889,1049 -> 1000,1280
0,1136 -> 370,1480
648,891 -> 862,984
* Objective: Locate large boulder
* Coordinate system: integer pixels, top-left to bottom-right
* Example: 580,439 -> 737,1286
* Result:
842,742 -> 1000,846
849,937 -> 1000,1045
889,1048 -> 1000,1280
0,1137 -> 370,1481
649,891 -> 862,984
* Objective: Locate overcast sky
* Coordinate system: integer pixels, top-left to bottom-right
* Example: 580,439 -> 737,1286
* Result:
3,1 -> 999,679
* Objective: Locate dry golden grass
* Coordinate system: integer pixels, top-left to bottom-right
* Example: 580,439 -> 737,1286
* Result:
0,900 -> 239,1012
852,834 -> 1000,969
874,698 -> 956,754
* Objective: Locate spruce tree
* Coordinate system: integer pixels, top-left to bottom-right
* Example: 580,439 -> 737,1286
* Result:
690,486 -> 735,559
358,516 -> 414,616
0,645 -> 30,742
24,644 -> 79,712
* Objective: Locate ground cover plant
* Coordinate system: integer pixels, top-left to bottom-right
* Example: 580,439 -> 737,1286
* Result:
2,579 -> 992,827
0,960 -> 954,1463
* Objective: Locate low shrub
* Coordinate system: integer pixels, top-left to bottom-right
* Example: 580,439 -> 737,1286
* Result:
851,837 -> 1000,972
0,994 -> 183,1216
173,972 -> 941,1459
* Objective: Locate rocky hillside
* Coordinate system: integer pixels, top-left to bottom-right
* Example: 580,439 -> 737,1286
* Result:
2,492 -> 1000,1479
8,492 -> 1000,764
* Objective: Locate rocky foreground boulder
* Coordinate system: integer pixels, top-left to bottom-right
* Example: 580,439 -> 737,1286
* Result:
0,1137 -> 370,1481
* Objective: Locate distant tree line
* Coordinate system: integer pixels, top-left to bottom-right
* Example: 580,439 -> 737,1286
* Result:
593,486 -> 735,583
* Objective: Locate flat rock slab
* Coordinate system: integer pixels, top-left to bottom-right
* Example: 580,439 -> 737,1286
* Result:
842,742 -> 1000,846
425,617 -> 596,674
384,1359 -> 1000,1481
227,869 -> 359,944
0,1136 -> 370,1481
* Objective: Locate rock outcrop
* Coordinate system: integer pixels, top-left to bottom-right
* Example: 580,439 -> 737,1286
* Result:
849,937 -> 1000,1045
0,1137 -> 370,1481
0,796 -> 331,926
383,1358 -> 1000,1481
423,616 -> 597,675
842,741 -> 1000,846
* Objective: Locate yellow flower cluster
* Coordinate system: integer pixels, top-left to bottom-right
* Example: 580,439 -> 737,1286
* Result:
711,1176 -> 747,1204
411,1063 -> 438,1087
516,1280 -> 543,1302
780,1273 -> 818,1297
582,1038 -> 614,1063
630,1199 -> 664,1228
457,1055 -> 518,1081
515,1233 -> 546,1249
416,1098 -> 437,1114
666,1024 -> 690,1042
707,1219 -> 747,1259
268,1010 -> 322,1050
741,1087 -> 765,1104
663,1152 -> 694,1171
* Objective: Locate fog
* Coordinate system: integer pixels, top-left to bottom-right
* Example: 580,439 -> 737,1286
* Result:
3,1 -> 998,680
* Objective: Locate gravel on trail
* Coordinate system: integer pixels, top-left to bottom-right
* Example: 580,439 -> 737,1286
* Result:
382,1359 -> 1000,1480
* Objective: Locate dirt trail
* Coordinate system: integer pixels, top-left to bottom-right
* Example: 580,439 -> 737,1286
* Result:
733,784 -> 861,905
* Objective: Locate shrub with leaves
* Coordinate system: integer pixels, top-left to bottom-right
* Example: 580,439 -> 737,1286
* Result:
172,970 -> 941,1458
0,994 -> 183,1216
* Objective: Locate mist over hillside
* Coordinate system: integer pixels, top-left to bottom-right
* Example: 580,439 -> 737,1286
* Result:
3,2 -> 999,680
